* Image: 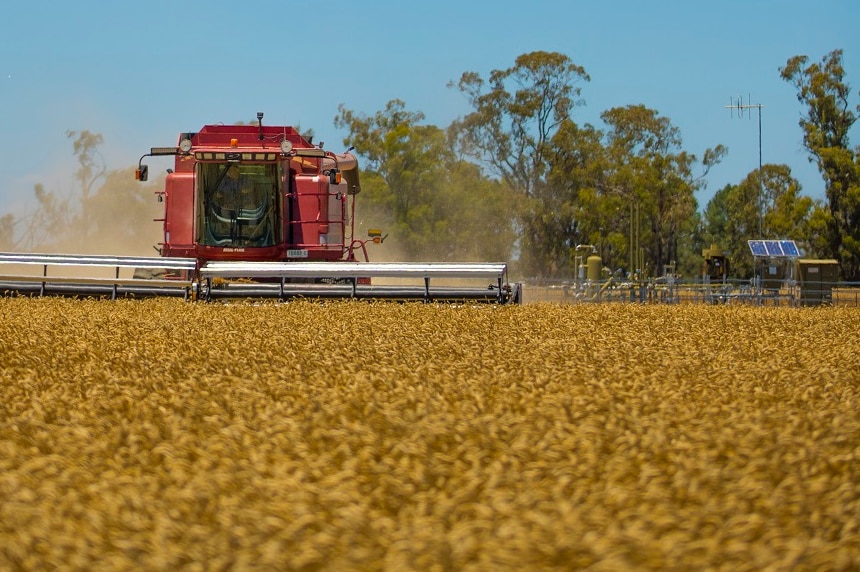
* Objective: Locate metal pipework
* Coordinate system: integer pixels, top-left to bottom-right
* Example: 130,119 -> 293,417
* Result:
322,152 -> 358,172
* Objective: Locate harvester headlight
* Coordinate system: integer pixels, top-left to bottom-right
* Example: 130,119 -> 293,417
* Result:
179,138 -> 193,153
280,139 -> 293,154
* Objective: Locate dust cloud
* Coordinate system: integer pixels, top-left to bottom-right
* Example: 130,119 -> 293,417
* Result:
5,167 -> 164,257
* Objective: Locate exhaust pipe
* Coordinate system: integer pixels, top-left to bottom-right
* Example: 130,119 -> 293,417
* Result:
323,152 -> 361,194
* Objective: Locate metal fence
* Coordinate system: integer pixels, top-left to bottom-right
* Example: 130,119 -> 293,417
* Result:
519,277 -> 860,307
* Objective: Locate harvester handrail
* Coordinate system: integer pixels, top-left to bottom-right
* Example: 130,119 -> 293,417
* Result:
0,252 -> 197,270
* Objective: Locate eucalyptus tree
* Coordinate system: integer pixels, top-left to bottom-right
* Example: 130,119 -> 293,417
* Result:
449,51 -> 590,275
781,49 -> 860,280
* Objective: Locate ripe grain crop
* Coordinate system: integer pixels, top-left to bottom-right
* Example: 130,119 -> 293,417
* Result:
0,298 -> 858,571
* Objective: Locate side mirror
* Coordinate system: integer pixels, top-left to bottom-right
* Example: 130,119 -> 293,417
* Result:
136,165 -> 149,182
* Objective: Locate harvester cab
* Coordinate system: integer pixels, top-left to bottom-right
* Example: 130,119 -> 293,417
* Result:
137,114 -> 362,265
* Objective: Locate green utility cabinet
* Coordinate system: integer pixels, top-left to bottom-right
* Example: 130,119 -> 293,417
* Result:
796,259 -> 839,306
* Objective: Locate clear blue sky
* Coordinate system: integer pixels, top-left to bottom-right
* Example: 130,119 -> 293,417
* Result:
1,0 -> 857,221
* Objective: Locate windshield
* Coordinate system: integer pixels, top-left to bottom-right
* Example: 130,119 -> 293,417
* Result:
197,163 -> 281,248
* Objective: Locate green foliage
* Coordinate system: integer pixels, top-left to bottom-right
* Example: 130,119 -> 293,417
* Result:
601,105 -> 709,277
541,121 -> 607,276
449,51 -> 590,275
339,80 -> 721,279
703,165 -> 820,277
336,100 -> 515,262
761,166 -> 815,239
434,162 -> 516,262
546,105 -> 722,279
449,51 -> 589,197
702,185 -> 731,249
780,49 -> 860,280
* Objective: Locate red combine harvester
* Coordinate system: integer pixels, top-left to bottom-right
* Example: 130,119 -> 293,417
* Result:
0,113 -> 520,303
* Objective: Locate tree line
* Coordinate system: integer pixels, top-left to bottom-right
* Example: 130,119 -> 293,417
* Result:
3,50 -> 858,281
338,49 -> 859,281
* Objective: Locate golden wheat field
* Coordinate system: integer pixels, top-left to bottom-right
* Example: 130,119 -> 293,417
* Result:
0,298 -> 858,571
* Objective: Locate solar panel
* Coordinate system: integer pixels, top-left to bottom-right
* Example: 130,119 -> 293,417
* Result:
748,240 -> 767,257
748,238 -> 800,258
765,240 -> 783,256
780,240 -> 800,257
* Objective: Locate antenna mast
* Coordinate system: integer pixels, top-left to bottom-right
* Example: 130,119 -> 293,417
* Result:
726,95 -> 764,237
